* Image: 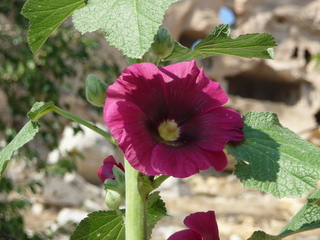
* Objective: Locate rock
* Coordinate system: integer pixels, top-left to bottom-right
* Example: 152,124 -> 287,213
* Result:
42,172 -> 104,207
229,235 -> 242,240
157,177 -> 192,200
57,208 -> 89,226
163,0 -> 224,42
31,203 -> 44,215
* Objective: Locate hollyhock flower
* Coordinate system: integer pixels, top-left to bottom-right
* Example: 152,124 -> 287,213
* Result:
104,60 -> 243,178
97,156 -> 124,183
167,211 -> 220,240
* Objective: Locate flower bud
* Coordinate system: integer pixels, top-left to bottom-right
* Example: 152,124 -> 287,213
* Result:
85,74 -> 108,107
104,165 -> 126,197
105,189 -> 122,210
98,156 -> 124,183
103,165 -> 125,210
150,27 -> 174,59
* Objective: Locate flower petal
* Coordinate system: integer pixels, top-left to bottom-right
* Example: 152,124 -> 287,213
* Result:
161,61 -> 227,104
151,144 -> 212,178
201,150 -> 228,172
185,107 -> 244,151
158,61 -> 229,123
167,229 -> 202,240
105,101 -> 159,175
184,211 -> 220,240
105,63 -> 168,124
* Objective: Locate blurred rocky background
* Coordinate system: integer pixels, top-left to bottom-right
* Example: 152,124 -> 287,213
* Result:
1,0 -> 320,239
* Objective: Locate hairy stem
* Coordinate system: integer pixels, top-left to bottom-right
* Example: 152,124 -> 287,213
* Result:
125,160 -> 148,240
152,175 -> 170,189
51,105 -> 117,145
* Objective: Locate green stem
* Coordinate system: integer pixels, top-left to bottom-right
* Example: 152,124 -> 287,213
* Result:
152,175 -> 170,189
154,55 -> 162,66
175,51 -> 195,63
125,160 -> 148,240
51,105 -> 117,145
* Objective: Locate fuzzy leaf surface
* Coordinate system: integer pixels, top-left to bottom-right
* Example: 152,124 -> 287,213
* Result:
164,24 -> 276,61
21,0 -> 85,53
0,121 -> 40,176
73,0 -> 179,58
248,190 -> 320,239
248,231 -> 281,240
308,188 -> 320,207
70,210 -> 125,240
279,192 -> 320,237
226,111 -> 320,198
146,191 -> 168,239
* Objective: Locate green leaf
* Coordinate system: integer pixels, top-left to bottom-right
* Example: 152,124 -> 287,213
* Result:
147,191 -> 168,239
21,0 -> 85,53
164,24 -> 277,61
70,192 -> 167,240
248,190 -> 320,239
311,52 -> 320,68
70,210 -> 125,240
27,102 -> 55,121
308,188 -> 320,207
0,121 -> 41,176
279,196 -> 320,237
226,111 -> 320,198
72,0 -> 180,58
248,231 -> 281,240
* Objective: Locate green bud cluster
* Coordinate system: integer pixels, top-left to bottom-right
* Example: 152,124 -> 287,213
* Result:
150,27 -> 174,59
104,166 -> 126,210
85,74 -> 108,107
105,190 -> 122,210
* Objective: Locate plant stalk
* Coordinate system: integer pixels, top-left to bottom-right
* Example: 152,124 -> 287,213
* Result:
125,160 -> 148,240
51,105 -> 117,145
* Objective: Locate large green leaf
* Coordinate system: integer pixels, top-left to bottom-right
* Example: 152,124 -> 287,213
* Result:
146,191 -> 168,239
71,192 -> 167,240
164,24 -> 277,61
279,202 -> 320,237
248,231 -> 281,240
308,188 -> 320,207
226,111 -> 320,198
279,190 -> 320,237
70,210 -> 125,240
72,0 -> 179,58
248,190 -> 320,239
27,102 -> 55,121
0,121 -> 40,176
21,0 -> 85,53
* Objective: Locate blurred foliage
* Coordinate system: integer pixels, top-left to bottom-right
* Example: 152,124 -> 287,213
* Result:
311,52 -> 320,69
0,0 -> 121,238
0,176 -> 41,240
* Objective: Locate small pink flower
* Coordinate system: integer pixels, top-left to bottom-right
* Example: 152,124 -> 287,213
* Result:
97,156 -> 124,183
167,211 -> 220,240
104,60 -> 243,178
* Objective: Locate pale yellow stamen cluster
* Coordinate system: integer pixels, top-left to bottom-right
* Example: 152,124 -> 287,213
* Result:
158,120 -> 180,141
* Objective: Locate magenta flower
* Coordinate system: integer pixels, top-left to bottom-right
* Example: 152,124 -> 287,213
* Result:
97,156 -> 124,183
167,211 -> 220,240
104,60 -> 243,178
